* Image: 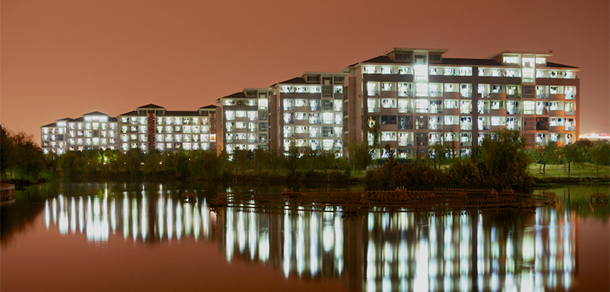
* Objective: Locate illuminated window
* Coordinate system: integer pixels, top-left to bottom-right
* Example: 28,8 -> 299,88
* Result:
415,99 -> 429,113
398,100 -> 411,113
283,99 -> 294,111
416,83 -> 428,97
444,83 -> 458,93
309,113 -> 320,124
322,113 -> 334,124
225,111 -> 235,121
460,84 -> 472,98
397,83 -> 413,97
444,116 -> 458,125
503,56 -> 518,64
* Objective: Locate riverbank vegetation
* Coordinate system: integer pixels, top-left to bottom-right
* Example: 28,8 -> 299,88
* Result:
2,125 -> 609,190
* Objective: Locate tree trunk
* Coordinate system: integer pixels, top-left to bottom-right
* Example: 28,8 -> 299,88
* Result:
543,163 -> 546,176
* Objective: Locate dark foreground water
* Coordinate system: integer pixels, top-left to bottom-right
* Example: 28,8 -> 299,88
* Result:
1,182 -> 608,292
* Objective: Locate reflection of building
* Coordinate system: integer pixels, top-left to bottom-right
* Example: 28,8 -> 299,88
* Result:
43,187 -> 218,243
43,185 -> 579,291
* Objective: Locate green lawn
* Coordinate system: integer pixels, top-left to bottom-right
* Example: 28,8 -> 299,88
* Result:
528,163 -> 610,178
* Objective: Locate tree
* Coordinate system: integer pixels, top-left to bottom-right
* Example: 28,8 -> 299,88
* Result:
9,131 -> 46,182
589,140 -> 610,176
125,149 -> 143,176
533,141 -> 559,176
561,143 -> 585,177
428,143 -> 450,169
348,141 -> 372,174
0,125 -> 14,176
471,129 -> 533,191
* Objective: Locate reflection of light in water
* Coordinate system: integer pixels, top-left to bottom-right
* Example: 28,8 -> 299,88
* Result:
58,196 -> 68,234
44,201 -> 50,228
184,202 -> 191,237
259,232 -> 269,262
41,184 -> 581,291
226,207 -> 234,262
176,202 -> 182,240
110,199 -> 116,233
334,215 -> 343,276
238,208 -> 245,253
142,195 -> 147,241
167,197 -> 173,240
323,225 -> 333,252
414,238 -> 428,292
382,276 -> 391,292
158,196 -> 164,239
283,210 -> 291,278
310,212 -> 318,276
52,197 -> 57,225
132,198 -> 138,241
249,202 -> 256,260
193,203 -> 200,240
297,214 -> 304,276
71,198 -> 76,233
123,194 -> 129,239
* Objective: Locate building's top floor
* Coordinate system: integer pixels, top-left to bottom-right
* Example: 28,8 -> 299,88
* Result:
41,112 -> 117,129
118,103 -> 217,117
216,88 -> 272,108
272,72 -> 347,86
349,48 -> 579,71
272,72 -> 347,96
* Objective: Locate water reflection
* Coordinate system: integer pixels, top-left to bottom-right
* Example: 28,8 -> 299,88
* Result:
38,183 -> 601,291
43,187 -> 216,243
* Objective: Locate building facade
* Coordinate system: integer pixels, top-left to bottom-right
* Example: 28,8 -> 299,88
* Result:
343,48 -> 579,158
41,48 -> 579,158
269,72 -> 347,156
41,111 -> 118,155
117,104 -> 217,152
215,89 -> 271,155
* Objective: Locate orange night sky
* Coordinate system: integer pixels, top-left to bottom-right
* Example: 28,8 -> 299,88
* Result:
2,0 -> 609,145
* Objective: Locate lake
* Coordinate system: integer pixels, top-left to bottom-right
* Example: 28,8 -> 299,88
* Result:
1,182 -> 608,291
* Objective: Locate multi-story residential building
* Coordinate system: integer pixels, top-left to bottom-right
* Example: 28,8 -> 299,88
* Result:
41,111 -> 118,155
216,89 -> 271,155
343,48 -> 579,158
270,72 -> 347,156
117,104 -> 217,152
41,48 -> 579,158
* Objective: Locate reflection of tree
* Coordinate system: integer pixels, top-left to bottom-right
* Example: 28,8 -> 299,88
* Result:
539,185 -> 609,221
1,184 -> 60,245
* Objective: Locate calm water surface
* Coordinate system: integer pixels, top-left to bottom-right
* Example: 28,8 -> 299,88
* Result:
1,182 -> 608,292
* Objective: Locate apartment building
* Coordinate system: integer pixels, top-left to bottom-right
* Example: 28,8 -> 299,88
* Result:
117,104 -> 217,152
343,48 -> 579,158
41,48 -> 579,158
41,111 -> 118,155
269,72 -> 347,156
215,89 -> 271,155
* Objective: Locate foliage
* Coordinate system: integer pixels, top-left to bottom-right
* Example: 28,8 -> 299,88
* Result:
348,141 -> 372,173
365,157 -> 451,190
561,143 -> 586,177
1,126 -> 46,182
589,140 -> 610,176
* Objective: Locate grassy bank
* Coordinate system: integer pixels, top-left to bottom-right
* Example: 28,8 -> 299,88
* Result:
529,163 -> 610,185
